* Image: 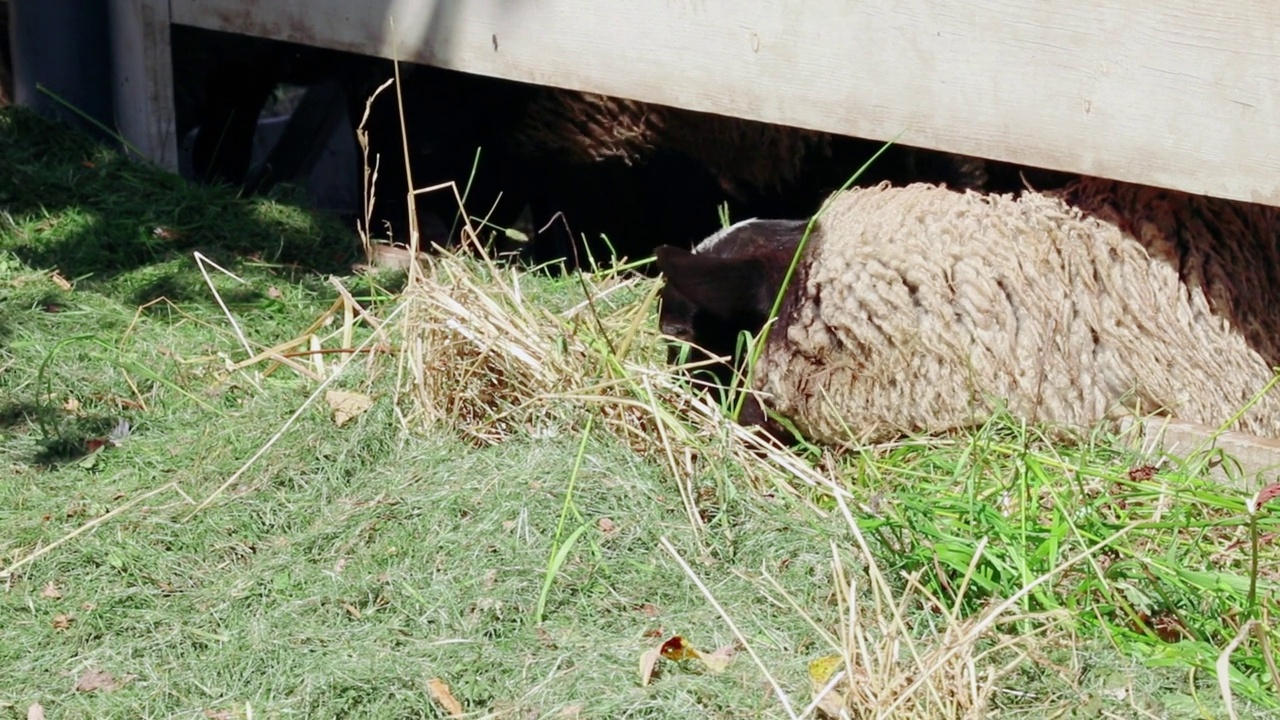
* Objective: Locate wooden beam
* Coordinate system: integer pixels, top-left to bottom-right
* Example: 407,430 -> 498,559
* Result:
110,0 -> 178,171
171,0 -> 1280,208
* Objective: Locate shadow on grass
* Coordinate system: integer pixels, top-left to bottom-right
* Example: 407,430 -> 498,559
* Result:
0,400 -> 123,466
0,106 -> 364,303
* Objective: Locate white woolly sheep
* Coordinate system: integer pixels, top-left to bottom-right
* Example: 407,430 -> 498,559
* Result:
654,177 -> 1280,445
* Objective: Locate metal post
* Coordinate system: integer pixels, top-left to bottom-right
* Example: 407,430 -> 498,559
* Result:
8,0 -> 116,143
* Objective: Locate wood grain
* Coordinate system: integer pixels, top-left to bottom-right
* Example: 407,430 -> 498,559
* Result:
169,0 -> 1280,207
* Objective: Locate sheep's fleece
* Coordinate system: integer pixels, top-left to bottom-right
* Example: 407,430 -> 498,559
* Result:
754,178 -> 1280,444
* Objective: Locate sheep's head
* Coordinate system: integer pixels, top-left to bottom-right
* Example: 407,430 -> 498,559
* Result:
653,219 -> 810,438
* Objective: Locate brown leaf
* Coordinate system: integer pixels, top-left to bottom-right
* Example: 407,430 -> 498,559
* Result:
52,613 -> 74,631
597,517 -> 618,537
535,625 -> 556,648
41,582 -> 63,599
75,667 -> 131,693
62,397 -> 81,413
326,390 -> 374,428
27,702 -> 45,720
267,286 -> 283,300
1256,482 -> 1280,509
638,603 -> 659,617
1128,465 -> 1157,481
343,603 -> 362,620
50,271 -> 72,291
427,677 -> 464,718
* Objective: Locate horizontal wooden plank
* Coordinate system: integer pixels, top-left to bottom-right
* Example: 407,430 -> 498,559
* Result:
171,0 -> 1280,207
1120,417 -> 1280,490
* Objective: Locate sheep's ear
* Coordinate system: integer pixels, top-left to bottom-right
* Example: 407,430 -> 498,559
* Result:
654,245 -> 772,320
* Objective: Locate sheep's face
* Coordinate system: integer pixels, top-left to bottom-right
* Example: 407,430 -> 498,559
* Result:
653,219 -> 809,434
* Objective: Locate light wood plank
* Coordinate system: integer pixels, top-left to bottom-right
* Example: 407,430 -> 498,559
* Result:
1121,417 -> 1280,490
110,0 -> 178,171
171,0 -> 1280,207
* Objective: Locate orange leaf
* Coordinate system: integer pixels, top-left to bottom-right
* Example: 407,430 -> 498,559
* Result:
659,635 -> 701,662
427,677 -> 464,718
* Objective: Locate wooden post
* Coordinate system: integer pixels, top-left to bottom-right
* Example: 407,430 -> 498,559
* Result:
109,0 -> 178,171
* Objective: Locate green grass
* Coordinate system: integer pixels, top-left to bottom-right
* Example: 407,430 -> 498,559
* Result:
2,105 -> 1280,718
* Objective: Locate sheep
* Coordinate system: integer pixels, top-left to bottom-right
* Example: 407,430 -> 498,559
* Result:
654,177 -> 1280,446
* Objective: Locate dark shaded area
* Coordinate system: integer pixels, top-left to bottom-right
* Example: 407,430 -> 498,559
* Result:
0,399 -> 124,467
170,25 -> 1075,276
0,3 -> 12,107
0,106 -> 360,285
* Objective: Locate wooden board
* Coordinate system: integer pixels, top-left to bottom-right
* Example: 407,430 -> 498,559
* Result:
170,0 -> 1280,207
111,0 -> 178,171
1121,417 -> 1280,490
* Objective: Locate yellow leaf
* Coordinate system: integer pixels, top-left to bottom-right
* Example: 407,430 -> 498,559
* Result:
808,655 -> 848,719
698,643 -> 738,674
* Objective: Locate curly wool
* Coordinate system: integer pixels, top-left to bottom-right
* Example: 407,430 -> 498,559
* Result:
504,88 -> 833,197
754,179 -> 1280,444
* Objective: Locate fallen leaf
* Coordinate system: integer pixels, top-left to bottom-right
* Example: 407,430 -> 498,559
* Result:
535,625 -> 556,648
203,710 -> 234,720
75,667 -> 132,693
659,635 -> 700,662
1256,482 -> 1280,510
41,582 -> 63,599
52,613 -> 74,630
427,677 -> 464,718
63,397 -> 81,413
81,160 -> 96,168
27,702 -> 45,720
640,635 -> 734,684
808,655 -> 848,719
267,286 -> 283,299
639,603 -> 659,617
639,645 -> 662,686
699,643 -> 739,673
1128,465 -> 1157,481
597,517 -> 618,536
343,603 -> 362,619
326,390 -> 373,428
50,271 -> 72,291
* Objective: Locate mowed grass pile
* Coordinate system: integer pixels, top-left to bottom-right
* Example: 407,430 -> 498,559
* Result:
1,105 -> 1279,718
